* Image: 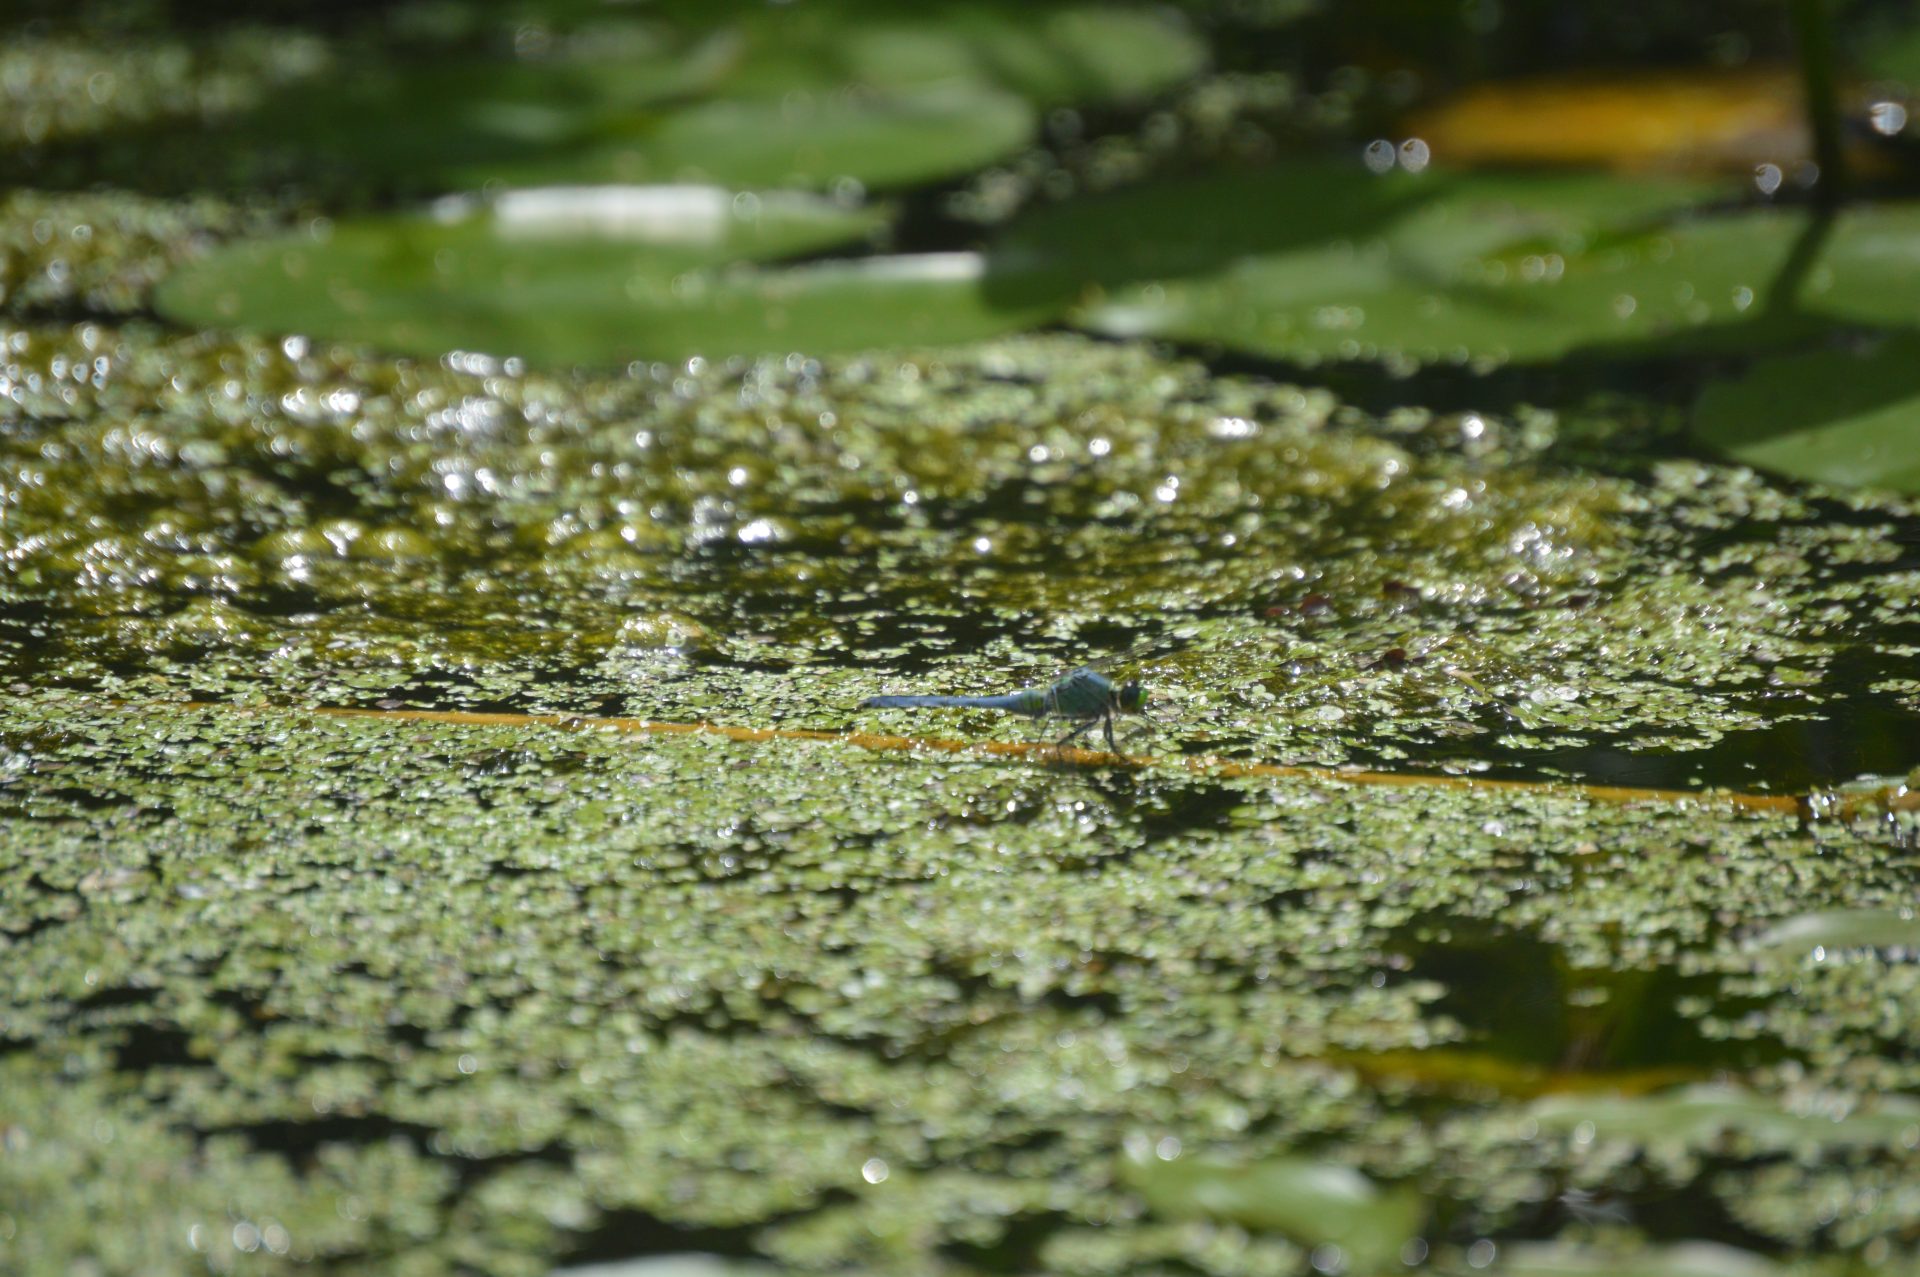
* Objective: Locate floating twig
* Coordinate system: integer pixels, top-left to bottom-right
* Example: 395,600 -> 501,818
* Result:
159,699 -> 1919,825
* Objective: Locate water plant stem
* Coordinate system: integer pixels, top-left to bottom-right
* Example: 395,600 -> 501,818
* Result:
169,700 -> 1916,824
1789,0 -> 1846,205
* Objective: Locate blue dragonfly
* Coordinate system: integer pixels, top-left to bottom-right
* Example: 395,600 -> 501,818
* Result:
860,649 -> 1165,753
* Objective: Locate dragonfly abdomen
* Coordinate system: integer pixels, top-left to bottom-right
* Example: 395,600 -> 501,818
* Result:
862,690 -> 1047,716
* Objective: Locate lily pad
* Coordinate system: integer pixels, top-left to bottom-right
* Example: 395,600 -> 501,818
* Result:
154,186 -> 891,362
204,1 -> 1196,196
584,83 -> 1036,192
1693,336 -> 1920,493
1047,168 -> 1920,367
157,194 -> 1072,363
708,1 -> 1208,107
1123,1149 -> 1425,1273
1064,169 -> 1734,365
560,251 -> 1074,364
225,37 -> 728,193
995,160 -> 1438,287
248,60 -> 1034,194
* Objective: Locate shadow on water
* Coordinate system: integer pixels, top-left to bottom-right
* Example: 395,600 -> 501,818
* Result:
1390,918 -> 1783,1080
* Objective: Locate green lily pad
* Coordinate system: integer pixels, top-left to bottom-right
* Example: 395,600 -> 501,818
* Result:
1751,907 -> 1920,953
583,83 -> 1035,192
247,59 -> 1034,194
1693,336 -> 1920,493
556,251 -> 1074,364
228,37 -> 729,193
1530,1084 -> 1920,1151
156,193 -> 1072,364
1123,1149 -> 1425,1273
708,1 -> 1208,107
996,160 -> 1438,286
212,1 -> 1197,197
156,186 -> 882,362
1026,167 -> 1920,368
1059,167 -> 1751,366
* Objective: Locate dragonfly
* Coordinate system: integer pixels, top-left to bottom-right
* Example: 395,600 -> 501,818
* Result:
860,645 -> 1170,753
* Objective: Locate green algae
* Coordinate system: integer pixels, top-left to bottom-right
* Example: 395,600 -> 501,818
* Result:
0,191 -> 254,314
0,696 -> 1916,1275
4,211 -> 1919,1277
0,24 -> 329,152
5,8 -> 1920,1275
5,311 -> 1916,778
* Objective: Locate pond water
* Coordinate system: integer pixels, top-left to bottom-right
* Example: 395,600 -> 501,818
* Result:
3,3 -> 1920,1276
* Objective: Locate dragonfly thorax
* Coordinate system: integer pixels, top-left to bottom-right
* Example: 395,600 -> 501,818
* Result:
1043,669 -> 1150,719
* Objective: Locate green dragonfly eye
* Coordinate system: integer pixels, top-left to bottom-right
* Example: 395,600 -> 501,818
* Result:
1118,680 -> 1147,712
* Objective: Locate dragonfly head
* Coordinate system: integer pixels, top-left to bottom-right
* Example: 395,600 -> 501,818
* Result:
1116,680 -> 1148,713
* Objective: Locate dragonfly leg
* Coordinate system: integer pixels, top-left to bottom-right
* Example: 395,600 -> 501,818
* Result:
1053,718 -> 1099,755
1102,712 -> 1117,753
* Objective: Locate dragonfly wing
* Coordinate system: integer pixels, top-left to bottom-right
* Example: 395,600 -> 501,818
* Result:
1083,636 -> 1191,676
1047,668 -> 1115,718
865,691 -> 1038,713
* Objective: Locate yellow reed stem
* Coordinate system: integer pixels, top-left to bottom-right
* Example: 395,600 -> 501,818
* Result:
158,699 -> 1902,821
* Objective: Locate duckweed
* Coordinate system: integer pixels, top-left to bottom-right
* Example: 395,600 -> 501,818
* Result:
0,693 -> 1916,1274
4,11 -> 1920,1275
5,316 -> 1918,782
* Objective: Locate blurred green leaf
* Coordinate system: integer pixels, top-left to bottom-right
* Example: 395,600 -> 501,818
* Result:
712,1 -> 1208,106
1693,335 -> 1920,492
997,160 -> 1434,284
1123,1149 -> 1425,1273
1530,1084 -> 1920,1151
578,83 -> 1035,192
246,60 -> 1032,193
156,193 -> 1072,365
1004,165 -> 1730,365
209,1 -> 1201,196
231,36 -> 726,191
1056,174 -> 1920,369
1750,906 -> 1920,952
